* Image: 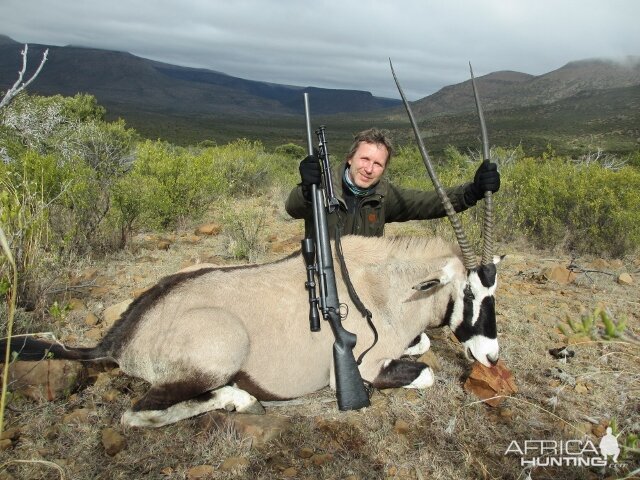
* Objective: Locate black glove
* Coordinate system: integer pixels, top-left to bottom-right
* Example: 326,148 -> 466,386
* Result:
465,161 -> 500,204
299,154 -> 321,201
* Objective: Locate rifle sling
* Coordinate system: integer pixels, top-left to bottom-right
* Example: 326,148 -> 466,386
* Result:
334,217 -> 378,365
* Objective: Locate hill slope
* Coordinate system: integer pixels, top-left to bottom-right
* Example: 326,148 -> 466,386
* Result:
1,35 -> 638,153
0,36 -> 399,117
398,57 -> 640,119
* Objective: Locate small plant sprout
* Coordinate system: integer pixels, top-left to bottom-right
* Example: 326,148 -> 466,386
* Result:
48,300 -> 71,322
557,307 -> 637,345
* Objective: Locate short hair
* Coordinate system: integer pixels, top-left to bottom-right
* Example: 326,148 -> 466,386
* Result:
346,128 -> 394,165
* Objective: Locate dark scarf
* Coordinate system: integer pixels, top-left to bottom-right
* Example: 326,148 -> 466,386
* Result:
343,167 -> 375,197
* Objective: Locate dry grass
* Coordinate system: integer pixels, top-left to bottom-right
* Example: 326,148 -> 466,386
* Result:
1,193 -> 639,480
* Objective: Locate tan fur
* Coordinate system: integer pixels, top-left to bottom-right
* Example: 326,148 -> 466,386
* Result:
114,235 -> 465,400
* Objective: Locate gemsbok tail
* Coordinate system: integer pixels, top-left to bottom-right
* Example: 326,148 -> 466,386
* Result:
1,336 -> 106,362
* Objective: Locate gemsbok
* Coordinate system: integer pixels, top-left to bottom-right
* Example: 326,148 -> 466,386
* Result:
1,63 -> 502,427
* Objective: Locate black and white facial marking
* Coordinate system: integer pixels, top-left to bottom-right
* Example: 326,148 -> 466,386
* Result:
410,256 -> 500,366
448,257 -> 502,367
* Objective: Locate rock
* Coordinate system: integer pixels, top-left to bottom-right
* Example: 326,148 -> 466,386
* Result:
184,235 -> 202,244
102,428 -> 126,456
199,412 -> 290,446
70,268 -> 100,286
0,428 -> 20,441
68,298 -> 86,311
499,408 -> 514,419
102,389 -> 120,403
311,453 -> 333,466
269,235 -> 303,254
152,238 -> 172,250
85,328 -> 103,341
195,223 -> 222,236
102,299 -> 133,329
93,372 -> 113,388
610,259 -> 624,269
282,467 -> 297,477
617,273 -> 633,285
593,423 -> 607,437
394,419 -> 411,435
297,447 -> 314,459
463,360 -> 518,407
84,312 -> 99,327
574,383 -> 589,394
219,456 -> 250,473
90,285 -> 113,297
541,265 -> 577,284
186,465 -> 215,479
63,408 -> 94,424
131,287 -> 150,298
417,350 -> 441,371
564,422 -> 593,436
590,258 -> 610,270
6,360 -> 85,402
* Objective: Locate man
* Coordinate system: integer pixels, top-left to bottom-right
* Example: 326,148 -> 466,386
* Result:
285,128 -> 500,237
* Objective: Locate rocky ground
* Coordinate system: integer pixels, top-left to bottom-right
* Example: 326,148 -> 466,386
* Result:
1,205 -> 639,480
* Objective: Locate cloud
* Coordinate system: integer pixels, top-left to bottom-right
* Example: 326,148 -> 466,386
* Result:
1,0 -> 639,99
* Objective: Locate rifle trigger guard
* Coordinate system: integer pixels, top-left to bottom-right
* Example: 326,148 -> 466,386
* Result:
339,303 -> 349,319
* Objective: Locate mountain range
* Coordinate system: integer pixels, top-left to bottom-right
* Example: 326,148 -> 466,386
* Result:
1,34 -> 639,154
0,34 -> 398,117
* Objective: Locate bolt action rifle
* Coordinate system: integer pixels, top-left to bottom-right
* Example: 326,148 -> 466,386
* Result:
300,93 -> 370,411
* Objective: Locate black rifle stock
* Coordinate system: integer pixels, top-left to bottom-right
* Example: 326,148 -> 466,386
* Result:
301,93 -> 370,411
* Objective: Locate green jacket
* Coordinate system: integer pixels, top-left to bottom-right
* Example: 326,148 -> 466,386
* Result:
285,163 -> 476,237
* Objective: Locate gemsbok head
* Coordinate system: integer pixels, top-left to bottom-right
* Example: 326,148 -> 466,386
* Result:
390,60 -> 502,367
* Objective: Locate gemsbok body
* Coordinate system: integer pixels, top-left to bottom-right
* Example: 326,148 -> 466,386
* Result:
1,62 -> 502,427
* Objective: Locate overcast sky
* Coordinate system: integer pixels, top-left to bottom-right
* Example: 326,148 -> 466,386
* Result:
1,0 -> 639,100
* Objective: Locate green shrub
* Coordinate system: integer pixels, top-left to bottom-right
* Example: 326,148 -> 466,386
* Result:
220,198 -> 269,262
0,155 -> 56,309
504,157 -> 640,256
124,140 -> 215,229
1,93 -> 137,253
274,143 -> 306,158
382,145 -> 640,257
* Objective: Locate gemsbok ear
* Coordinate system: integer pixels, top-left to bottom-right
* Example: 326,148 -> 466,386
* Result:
412,279 -> 441,292
493,255 -> 505,265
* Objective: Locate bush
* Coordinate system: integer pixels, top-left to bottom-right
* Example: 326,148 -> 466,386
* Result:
501,156 -> 640,256
0,154 -> 60,309
221,200 -> 268,262
121,140 -> 216,229
274,143 -> 305,158
384,145 -> 640,257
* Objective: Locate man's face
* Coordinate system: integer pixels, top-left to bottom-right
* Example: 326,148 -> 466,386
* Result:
347,142 -> 388,189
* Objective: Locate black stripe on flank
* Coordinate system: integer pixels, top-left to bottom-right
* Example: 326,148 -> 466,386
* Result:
232,371 -> 287,401
132,376 -> 221,412
100,250 -> 303,358
99,266 -> 216,357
